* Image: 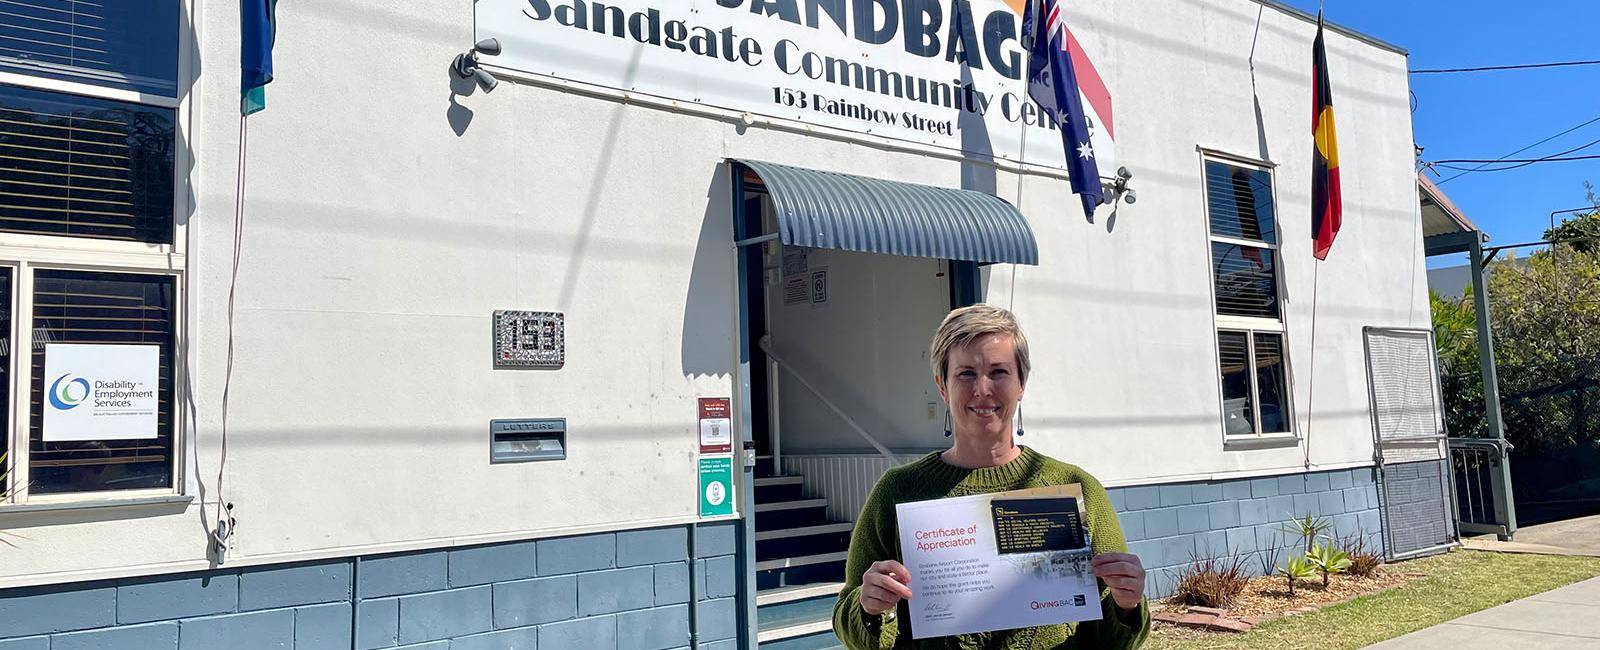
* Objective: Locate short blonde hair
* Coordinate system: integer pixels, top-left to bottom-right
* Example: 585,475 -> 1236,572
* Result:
930,304 -> 1031,386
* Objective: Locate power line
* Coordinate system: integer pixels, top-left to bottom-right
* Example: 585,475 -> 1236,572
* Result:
1411,59 -> 1600,74
1433,154 -> 1600,172
1436,114 -> 1600,184
1430,136 -> 1600,174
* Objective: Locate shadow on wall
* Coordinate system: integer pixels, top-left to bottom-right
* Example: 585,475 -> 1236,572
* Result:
446,62 -> 478,137
957,62 -> 997,197
680,164 -> 736,379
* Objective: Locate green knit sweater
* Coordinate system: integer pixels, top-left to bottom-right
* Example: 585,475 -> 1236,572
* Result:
832,446 -> 1150,649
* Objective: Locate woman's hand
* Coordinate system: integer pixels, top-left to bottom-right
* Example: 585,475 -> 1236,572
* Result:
1091,552 -> 1146,611
859,560 -> 914,615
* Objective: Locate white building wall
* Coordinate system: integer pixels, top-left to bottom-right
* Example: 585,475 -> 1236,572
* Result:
0,0 -> 1426,585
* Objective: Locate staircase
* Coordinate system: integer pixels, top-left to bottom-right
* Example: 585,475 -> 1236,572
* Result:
754,461 -> 852,649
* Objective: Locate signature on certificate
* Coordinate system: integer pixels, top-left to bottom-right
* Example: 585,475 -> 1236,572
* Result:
923,602 -> 953,614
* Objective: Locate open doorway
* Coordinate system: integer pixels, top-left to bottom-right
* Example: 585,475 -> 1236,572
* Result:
728,160 -> 1029,644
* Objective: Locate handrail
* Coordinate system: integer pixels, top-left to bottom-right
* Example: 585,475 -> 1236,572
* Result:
1448,437 -> 1513,453
1447,437 -> 1517,540
759,336 -> 896,460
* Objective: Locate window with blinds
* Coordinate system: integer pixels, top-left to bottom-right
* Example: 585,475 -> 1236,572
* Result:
28,269 -> 173,494
0,0 -> 180,96
1206,161 -> 1277,243
0,83 -> 175,243
1205,157 -> 1292,437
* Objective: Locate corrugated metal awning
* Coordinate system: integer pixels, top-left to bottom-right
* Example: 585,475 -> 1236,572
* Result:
733,159 -> 1038,265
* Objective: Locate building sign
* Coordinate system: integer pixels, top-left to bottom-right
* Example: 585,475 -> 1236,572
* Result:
699,456 -> 736,517
782,247 -> 810,305
494,310 -> 565,368
43,344 -> 159,442
475,0 -> 1117,173
698,397 -> 733,453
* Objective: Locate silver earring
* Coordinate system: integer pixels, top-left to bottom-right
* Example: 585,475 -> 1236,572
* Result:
944,410 -> 952,438
1015,404 -> 1025,437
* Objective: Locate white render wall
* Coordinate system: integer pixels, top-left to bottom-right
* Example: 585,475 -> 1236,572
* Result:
0,0 -> 1426,585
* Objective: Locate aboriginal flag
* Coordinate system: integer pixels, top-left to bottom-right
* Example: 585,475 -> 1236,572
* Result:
1311,13 -> 1342,260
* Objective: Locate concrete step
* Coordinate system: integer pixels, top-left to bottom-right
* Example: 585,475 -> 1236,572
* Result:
757,581 -> 846,607
756,551 -> 848,572
756,522 -> 853,542
758,621 -> 840,648
756,527 -> 851,562
756,498 -> 828,513
755,500 -> 830,532
755,551 -> 848,590
757,589 -> 838,632
757,583 -> 847,648
755,475 -> 807,503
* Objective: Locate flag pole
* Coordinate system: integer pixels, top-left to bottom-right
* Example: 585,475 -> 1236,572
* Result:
1305,260 -> 1320,472
1010,0 -> 1038,310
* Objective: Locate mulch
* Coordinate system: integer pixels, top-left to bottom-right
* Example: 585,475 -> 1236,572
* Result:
1152,565 -> 1421,633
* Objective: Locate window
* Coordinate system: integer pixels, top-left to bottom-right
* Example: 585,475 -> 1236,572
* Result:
28,271 -> 175,494
0,1 -> 184,504
0,84 -> 176,243
0,1 -> 181,96
1204,158 -> 1292,437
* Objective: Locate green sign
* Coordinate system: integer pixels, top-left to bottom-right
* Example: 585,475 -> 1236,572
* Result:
698,456 -> 735,517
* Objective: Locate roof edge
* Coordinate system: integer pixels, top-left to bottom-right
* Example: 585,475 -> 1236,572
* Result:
1253,0 -> 1409,57
1418,172 -> 1482,235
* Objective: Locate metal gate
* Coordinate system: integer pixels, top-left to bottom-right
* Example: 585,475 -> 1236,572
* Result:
1362,327 -> 1458,560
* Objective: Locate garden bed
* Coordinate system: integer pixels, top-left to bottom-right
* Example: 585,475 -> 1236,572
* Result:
1144,549 -> 1600,649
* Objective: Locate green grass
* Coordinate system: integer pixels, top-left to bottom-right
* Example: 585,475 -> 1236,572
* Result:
1144,549 -> 1600,650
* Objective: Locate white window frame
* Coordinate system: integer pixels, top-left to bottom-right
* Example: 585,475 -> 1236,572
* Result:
1199,150 -> 1297,442
0,0 -> 194,507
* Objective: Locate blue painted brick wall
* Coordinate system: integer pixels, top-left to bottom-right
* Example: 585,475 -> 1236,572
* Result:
177,609 -> 294,650
239,560 -> 351,611
292,602 -> 351,650
118,574 -> 237,624
0,585 -> 115,637
52,622 -> 177,650
1114,466 -> 1385,599
447,541 -> 536,588
0,522 -> 743,650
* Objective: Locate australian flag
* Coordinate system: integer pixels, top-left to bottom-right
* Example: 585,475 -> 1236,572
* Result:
1024,0 -> 1103,219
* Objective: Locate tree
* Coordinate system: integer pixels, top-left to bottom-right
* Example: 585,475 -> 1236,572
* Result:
1434,203 -> 1600,453
1431,291 -> 1485,438
1543,193 -> 1600,255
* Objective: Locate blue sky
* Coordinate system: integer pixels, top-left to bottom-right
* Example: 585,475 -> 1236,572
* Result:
1277,0 -> 1600,268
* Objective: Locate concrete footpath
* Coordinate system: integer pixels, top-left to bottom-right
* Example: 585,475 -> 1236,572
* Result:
1365,574 -> 1600,648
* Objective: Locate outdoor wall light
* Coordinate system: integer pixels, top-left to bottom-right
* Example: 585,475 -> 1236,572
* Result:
1102,166 -> 1137,205
453,38 -> 503,93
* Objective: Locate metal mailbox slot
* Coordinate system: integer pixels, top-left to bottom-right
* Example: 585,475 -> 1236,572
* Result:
490,418 -> 566,463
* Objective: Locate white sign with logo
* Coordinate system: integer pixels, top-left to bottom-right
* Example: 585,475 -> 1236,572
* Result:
43,343 -> 160,442
475,0 -> 1117,174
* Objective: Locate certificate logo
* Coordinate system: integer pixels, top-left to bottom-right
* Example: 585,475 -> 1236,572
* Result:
49,374 -> 92,410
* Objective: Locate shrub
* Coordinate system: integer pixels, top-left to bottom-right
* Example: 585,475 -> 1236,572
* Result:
1171,550 -> 1252,609
1306,542 -> 1352,587
1339,532 -> 1384,578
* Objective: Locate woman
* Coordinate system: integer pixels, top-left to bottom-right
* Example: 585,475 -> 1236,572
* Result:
832,304 -> 1149,649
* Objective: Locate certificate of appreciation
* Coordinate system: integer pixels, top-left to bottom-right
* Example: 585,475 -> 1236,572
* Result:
895,485 -> 1101,639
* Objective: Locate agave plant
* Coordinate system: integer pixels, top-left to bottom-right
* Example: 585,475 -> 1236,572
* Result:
1279,555 -> 1317,596
1307,542 -> 1352,587
1278,512 -> 1333,554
